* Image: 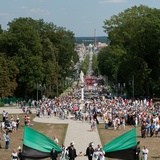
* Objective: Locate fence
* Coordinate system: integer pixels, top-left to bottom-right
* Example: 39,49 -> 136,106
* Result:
0,97 -> 26,104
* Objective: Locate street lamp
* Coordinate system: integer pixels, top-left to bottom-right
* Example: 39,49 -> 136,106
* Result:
132,75 -> 134,100
37,83 -> 46,101
129,75 -> 135,100
37,83 -> 41,101
114,82 -> 125,97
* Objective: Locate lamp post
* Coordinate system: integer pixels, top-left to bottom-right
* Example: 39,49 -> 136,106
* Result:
115,83 -> 125,97
129,75 -> 135,100
117,83 -> 126,97
56,60 -> 59,97
37,83 -> 41,101
132,75 -> 134,100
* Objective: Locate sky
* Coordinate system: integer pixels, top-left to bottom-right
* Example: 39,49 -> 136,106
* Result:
0,0 -> 159,37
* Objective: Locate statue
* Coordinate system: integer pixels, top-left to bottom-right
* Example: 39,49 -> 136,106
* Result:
80,71 -> 84,83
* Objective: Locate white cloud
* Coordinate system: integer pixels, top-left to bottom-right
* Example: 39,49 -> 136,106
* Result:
30,8 -> 50,16
0,13 -> 10,19
99,0 -> 127,3
20,6 -> 28,10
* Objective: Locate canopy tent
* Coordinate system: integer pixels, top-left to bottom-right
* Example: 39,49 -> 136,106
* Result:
103,128 -> 137,160
22,126 -> 62,160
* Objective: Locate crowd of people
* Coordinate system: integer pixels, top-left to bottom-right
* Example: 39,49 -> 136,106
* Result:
24,89 -> 160,138
1,110 -> 21,150
1,84 -> 160,160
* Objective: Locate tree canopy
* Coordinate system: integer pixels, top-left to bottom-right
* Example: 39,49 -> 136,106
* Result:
98,5 -> 160,98
0,17 -> 78,99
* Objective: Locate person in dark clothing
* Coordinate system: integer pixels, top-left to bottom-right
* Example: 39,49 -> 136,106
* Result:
93,112 -> 99,125
50,148 -> 58,160
67,142 -> 77,160
141,122 -> 146,138
136,147 -> 140,160
86,142 -> 94,160
18,149 -> 23,160
150,122 -> 155,137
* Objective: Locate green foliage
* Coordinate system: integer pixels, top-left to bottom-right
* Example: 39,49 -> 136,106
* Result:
0,25 -> 3,34
99,5 -> 160,98
0,17 -> 78,99
92,54 -> 99,76
0,102 -> 4,107
0,53 -> 19,98
98,45 -> 126,81
79,54 -> 90,75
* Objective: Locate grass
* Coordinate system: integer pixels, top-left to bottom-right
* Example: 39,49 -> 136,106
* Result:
0,113 -> 68,160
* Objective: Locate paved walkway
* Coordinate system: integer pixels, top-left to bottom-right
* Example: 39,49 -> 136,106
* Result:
0,107 -> 103,159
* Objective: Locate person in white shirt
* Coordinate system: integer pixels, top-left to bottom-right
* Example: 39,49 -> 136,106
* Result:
121,117 -> 126,130
117,118 -> 121,129
53,136 -> 59,144
155,122 -> 160,137
92,148 -> 99,160
2,110 -> 6,122
99,148 -> 105,160
135,116 -> 138,127
12,120 -> 16,132
60,144 -> 68,160
11,149 -> 18,160
112,118 -> 117,130
141,146 -> 149,160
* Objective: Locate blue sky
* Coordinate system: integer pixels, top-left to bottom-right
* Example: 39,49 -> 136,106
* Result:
0,0 -> 159,37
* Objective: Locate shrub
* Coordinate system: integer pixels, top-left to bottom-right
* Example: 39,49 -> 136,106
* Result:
0,102 -> 5,107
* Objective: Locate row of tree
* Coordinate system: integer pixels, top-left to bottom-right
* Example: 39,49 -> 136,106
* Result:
0,17 -> 79,99
79,54 -> 90,75
97,5 -> 160,98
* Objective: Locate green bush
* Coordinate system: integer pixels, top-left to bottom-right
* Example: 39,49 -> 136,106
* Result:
0,102 -> 5,107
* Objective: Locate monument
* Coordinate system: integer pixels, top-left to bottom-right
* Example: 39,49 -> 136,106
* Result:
79,71 -> 85,111
80,70 -> 84,83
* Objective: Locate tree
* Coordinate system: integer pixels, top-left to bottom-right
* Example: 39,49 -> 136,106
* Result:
0,53 -> 18,98
98,45 -> 126,82
0,17 -> 78,98
0,25 -> 3,34
101,5 -> 160,98
92,54 -> 99,76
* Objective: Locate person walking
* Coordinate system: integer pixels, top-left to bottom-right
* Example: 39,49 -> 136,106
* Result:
5,131 -> 10,149
60,144 -> 68,160
99,148 -> 105,160
104,117 -> 109,129
16,117 -> 20,130
121,117 -> 126,130
92,148 -> 99,160
91,119 -> 97,132
141,146 -> 149,160
53,136 -> 59,145
67,141 -> 77,160
2,110 -> 6,122
86,142 -> 94,160
50,147 -> 58,160
155,122 -> 160,137
11,149 -> 18,160
18,148 -> 23,160
150,122 -> 155,137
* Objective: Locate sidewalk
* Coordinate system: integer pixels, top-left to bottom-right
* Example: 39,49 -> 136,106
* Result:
0,107 -> 102,159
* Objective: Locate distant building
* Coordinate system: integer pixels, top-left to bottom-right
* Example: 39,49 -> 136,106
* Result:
97,42 -> 108,48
